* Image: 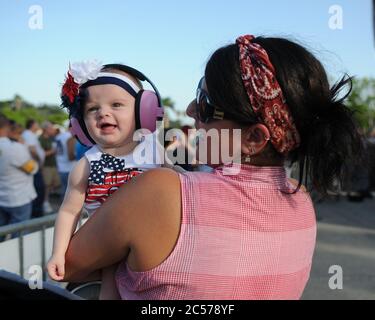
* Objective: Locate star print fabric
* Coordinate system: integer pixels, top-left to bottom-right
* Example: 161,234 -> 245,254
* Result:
88,153 -> 126,185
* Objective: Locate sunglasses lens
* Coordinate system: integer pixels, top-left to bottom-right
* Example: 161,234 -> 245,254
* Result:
196,89 -> 209,122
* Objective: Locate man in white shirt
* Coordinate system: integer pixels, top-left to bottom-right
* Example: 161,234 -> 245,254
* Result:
55,125 -> 77,198
0,115 -> 38,239
22,119 -> 45,218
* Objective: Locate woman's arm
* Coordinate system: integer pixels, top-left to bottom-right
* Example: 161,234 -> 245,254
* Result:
63,168 -> 181,283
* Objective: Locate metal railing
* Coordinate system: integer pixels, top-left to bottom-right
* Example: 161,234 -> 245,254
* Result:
0,214 -> 57,280
0,212 -> 86,281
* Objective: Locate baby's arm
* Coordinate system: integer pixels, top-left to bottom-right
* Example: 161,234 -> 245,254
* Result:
47,157 -> 89,281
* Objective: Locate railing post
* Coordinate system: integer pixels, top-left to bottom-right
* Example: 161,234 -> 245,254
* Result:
41,225 -> 46,281
18,232 -> 24,278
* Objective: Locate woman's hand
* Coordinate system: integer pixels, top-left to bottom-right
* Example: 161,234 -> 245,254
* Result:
46,254 -> 65,281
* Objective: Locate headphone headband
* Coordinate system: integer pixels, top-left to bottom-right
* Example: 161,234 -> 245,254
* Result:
102,64 -> 162,106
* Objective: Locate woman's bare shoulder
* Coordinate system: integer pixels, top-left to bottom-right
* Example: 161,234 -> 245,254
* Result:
132,167 -> 181,192
125,168 -> 183,270
130,167 -> 182,215
110,167 -> 182,227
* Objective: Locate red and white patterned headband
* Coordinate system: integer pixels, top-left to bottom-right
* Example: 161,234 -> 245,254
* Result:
236,35 -> 300,154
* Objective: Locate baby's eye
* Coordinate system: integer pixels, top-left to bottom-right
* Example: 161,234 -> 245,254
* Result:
112,102 -> 124,108
86,106 -> 99,113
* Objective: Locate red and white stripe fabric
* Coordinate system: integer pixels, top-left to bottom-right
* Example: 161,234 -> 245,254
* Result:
85,169 -> 144,207
116,163 -> 316,300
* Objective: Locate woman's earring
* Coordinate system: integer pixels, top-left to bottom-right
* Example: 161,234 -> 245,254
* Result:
244,155 -> 251,163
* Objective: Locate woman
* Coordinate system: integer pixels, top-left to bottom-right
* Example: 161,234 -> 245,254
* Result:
62,35 -> 362,299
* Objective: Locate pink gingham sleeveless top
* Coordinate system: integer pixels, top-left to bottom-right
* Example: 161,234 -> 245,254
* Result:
115,163 -> 317,300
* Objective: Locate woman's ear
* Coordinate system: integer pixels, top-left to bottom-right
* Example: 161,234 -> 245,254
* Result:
241,124 -> 270,156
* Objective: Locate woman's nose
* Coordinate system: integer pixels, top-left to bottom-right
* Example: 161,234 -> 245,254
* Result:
186,100 -> 196,119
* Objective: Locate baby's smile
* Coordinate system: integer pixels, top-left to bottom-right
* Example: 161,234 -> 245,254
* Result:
99,122 -> 117,134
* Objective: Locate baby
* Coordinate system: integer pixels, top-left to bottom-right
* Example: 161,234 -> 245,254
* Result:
47,61 -> 164,299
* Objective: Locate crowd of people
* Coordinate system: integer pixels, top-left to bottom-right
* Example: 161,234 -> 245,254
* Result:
0,115 -> 90,237
1,112 -> 375,239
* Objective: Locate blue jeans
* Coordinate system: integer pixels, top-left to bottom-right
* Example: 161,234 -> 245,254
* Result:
0,202 -> 32,240
32,169 -> 45,218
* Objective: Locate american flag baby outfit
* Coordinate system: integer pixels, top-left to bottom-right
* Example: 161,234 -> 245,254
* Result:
83,134 -> 162,216
116,163 -> 317,300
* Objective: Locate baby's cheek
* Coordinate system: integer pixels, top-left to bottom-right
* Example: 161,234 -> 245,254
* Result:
85,119 -> 98,136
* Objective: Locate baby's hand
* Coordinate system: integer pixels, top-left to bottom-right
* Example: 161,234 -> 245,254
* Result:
47,255 -> 65,281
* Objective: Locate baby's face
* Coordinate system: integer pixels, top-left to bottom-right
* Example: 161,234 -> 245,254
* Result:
83,83 -> 136,150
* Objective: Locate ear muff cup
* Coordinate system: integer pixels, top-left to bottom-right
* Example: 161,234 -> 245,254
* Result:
135,90 -> 164,132
70,116 -> 95,147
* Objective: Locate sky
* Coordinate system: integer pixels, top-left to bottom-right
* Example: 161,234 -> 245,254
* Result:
0,0 -> 374,124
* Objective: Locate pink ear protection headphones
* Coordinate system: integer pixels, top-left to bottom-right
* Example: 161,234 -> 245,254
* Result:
68,64 -> 164,147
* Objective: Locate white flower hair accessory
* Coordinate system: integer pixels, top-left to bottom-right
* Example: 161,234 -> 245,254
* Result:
69,60 -> 103,84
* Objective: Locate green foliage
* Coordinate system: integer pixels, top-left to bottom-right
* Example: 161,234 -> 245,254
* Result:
162,97 -> 175,109
0,94 -> 186,129
168,119 -> 183,128
0,95 -> 68,127
346,77 -> 375,131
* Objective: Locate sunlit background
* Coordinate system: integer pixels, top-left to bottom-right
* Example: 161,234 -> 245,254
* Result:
0,0 -> 374,300
0,0 -> 374,125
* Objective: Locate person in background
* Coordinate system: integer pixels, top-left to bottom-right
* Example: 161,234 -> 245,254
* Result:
8,121 -> 24,143
22,119 -> 45,218
55,123 -> 77,198
0,114 -> 38,240
39,121 -> 60,214
75,139 -> 91,161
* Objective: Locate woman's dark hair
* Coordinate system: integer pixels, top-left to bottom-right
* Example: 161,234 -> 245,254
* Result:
205,36 -> 364,196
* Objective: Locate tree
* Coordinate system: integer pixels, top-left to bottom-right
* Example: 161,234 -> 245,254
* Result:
162,96 -> 184,128
0,94 -> 186,129
346,77 -> 375,132
161,97 -> 175,109
0,95 -> 68,127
